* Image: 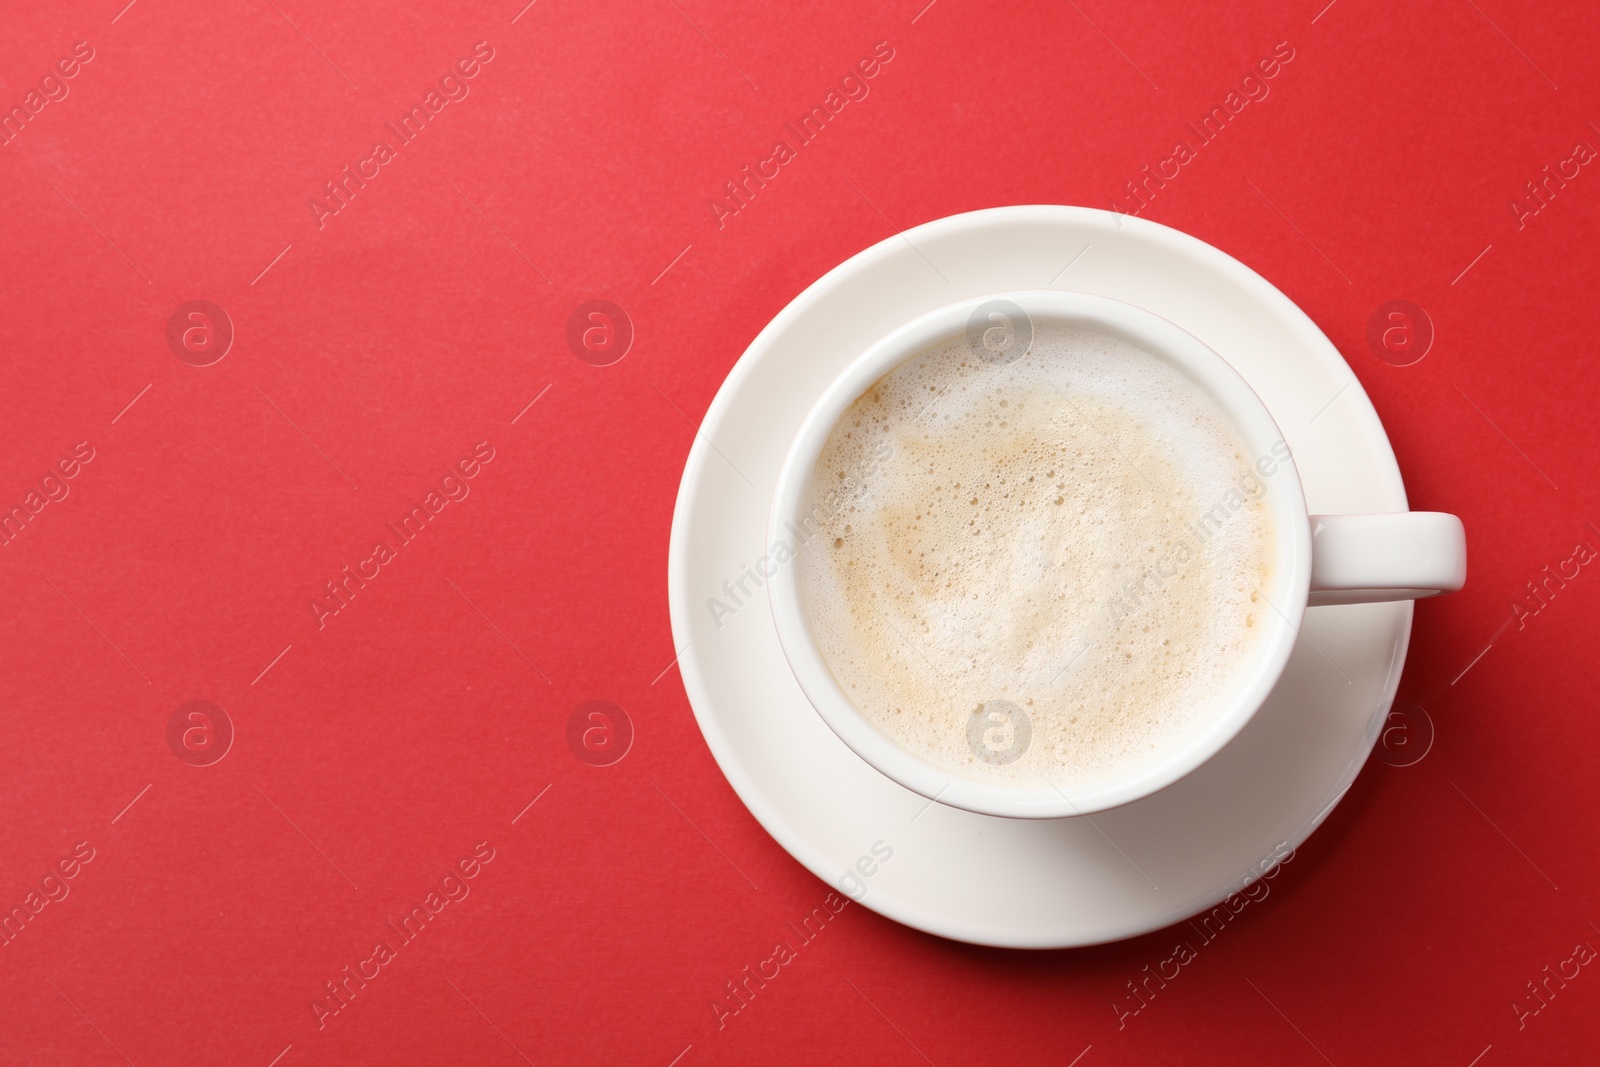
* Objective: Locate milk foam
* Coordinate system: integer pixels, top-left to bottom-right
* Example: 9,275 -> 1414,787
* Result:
798,324 -> 1276,788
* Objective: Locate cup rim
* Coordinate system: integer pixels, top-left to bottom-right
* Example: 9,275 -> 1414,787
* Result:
767,289 -> 1313,819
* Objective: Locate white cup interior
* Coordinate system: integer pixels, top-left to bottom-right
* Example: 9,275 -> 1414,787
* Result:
768,290 -> 1313,818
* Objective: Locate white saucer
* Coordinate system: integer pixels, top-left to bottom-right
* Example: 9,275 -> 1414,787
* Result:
667,206 -> 1412,948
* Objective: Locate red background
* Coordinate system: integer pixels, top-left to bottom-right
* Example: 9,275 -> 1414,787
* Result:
1,0 -> 1597,1063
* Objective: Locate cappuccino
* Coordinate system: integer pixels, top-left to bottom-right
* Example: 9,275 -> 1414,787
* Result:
798,324 -> 1278,788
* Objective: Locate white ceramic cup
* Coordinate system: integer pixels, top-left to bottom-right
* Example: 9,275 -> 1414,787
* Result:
768,290 -> 1466,819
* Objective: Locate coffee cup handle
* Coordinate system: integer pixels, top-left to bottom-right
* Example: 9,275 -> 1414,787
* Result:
1307,513 -> 1466,606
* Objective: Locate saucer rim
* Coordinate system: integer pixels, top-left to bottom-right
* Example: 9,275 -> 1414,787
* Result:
667,203 -> 1411,948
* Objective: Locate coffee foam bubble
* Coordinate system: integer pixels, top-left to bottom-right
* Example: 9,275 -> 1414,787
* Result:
797,324 -> 1276,788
